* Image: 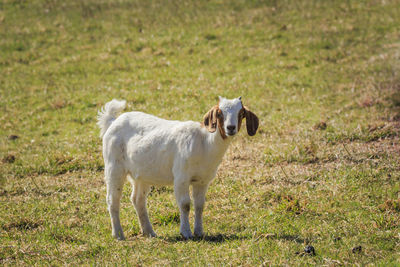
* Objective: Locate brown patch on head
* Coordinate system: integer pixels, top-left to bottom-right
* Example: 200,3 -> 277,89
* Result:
217,109 -> 227,139
203,105 -> 219,133
203,100 -> 259,138
202,105 -> 227,139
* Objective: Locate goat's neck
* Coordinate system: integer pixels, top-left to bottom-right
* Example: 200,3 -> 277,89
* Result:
206,130 -> 232,161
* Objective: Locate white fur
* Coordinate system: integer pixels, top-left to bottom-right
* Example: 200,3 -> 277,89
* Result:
97,99 -> 126,138
98,97 -> 245,239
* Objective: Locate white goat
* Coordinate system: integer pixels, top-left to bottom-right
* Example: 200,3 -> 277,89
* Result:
97,96 -> 259,240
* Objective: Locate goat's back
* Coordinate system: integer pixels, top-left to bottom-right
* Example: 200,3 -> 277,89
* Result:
103,111 -> 208,185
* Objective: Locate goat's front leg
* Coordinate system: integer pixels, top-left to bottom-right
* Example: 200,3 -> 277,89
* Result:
174,179 -> 193,239
193,183 -> 209,237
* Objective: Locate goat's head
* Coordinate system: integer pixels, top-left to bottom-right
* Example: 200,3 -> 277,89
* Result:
203,96 -> 259,139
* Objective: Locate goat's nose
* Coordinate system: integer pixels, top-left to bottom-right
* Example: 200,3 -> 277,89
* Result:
227,125 -> 236,131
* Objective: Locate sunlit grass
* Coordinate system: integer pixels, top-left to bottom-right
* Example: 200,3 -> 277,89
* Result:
1,0 -> 399,265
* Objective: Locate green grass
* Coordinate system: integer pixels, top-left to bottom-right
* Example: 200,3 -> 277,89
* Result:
1,0 -> 400,265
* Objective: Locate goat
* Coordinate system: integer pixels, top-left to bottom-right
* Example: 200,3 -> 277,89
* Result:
97,96 -> 259,240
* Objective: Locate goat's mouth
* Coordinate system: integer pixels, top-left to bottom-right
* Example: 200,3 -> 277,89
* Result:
226,131 -> 237,136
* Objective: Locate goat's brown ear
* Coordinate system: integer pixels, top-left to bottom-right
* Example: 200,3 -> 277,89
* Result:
244,106 -> 259,136
203,105 -> 219,133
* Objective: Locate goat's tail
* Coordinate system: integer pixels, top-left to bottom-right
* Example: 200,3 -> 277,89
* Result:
97,99 -> 126,138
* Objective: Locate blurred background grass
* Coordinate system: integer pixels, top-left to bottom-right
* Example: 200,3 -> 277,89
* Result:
1,0 -> 399,265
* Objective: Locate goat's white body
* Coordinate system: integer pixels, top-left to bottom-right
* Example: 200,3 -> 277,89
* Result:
104,111 -> 230,186
99,99 -> 235,239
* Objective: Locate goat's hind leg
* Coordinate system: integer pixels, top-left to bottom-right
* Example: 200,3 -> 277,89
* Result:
105,163 -> 127,240
130,180 -> 156,237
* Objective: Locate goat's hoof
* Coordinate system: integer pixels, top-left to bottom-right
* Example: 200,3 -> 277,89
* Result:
180,232 -> 194,240
194,228 -> 204,237
143,231 -> 157,238
113,235 -> 126,241
194,231 -> 204,238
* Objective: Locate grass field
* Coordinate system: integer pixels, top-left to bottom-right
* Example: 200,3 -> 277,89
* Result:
1,0 -> 400,265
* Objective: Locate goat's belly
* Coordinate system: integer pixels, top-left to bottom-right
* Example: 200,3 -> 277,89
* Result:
128,164 -> 174,186
125,145 -> 175,186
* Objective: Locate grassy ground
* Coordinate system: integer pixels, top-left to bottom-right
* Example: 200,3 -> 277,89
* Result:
1,0 -> 400,265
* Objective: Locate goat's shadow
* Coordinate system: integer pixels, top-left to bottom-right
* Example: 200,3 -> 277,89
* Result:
164,232 -> 308,244
127,232 -> 307,244
162,233 -> 250,243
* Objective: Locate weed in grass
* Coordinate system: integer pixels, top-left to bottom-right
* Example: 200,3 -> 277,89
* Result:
2,219 -> 42,231
378,199 -> 400,213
